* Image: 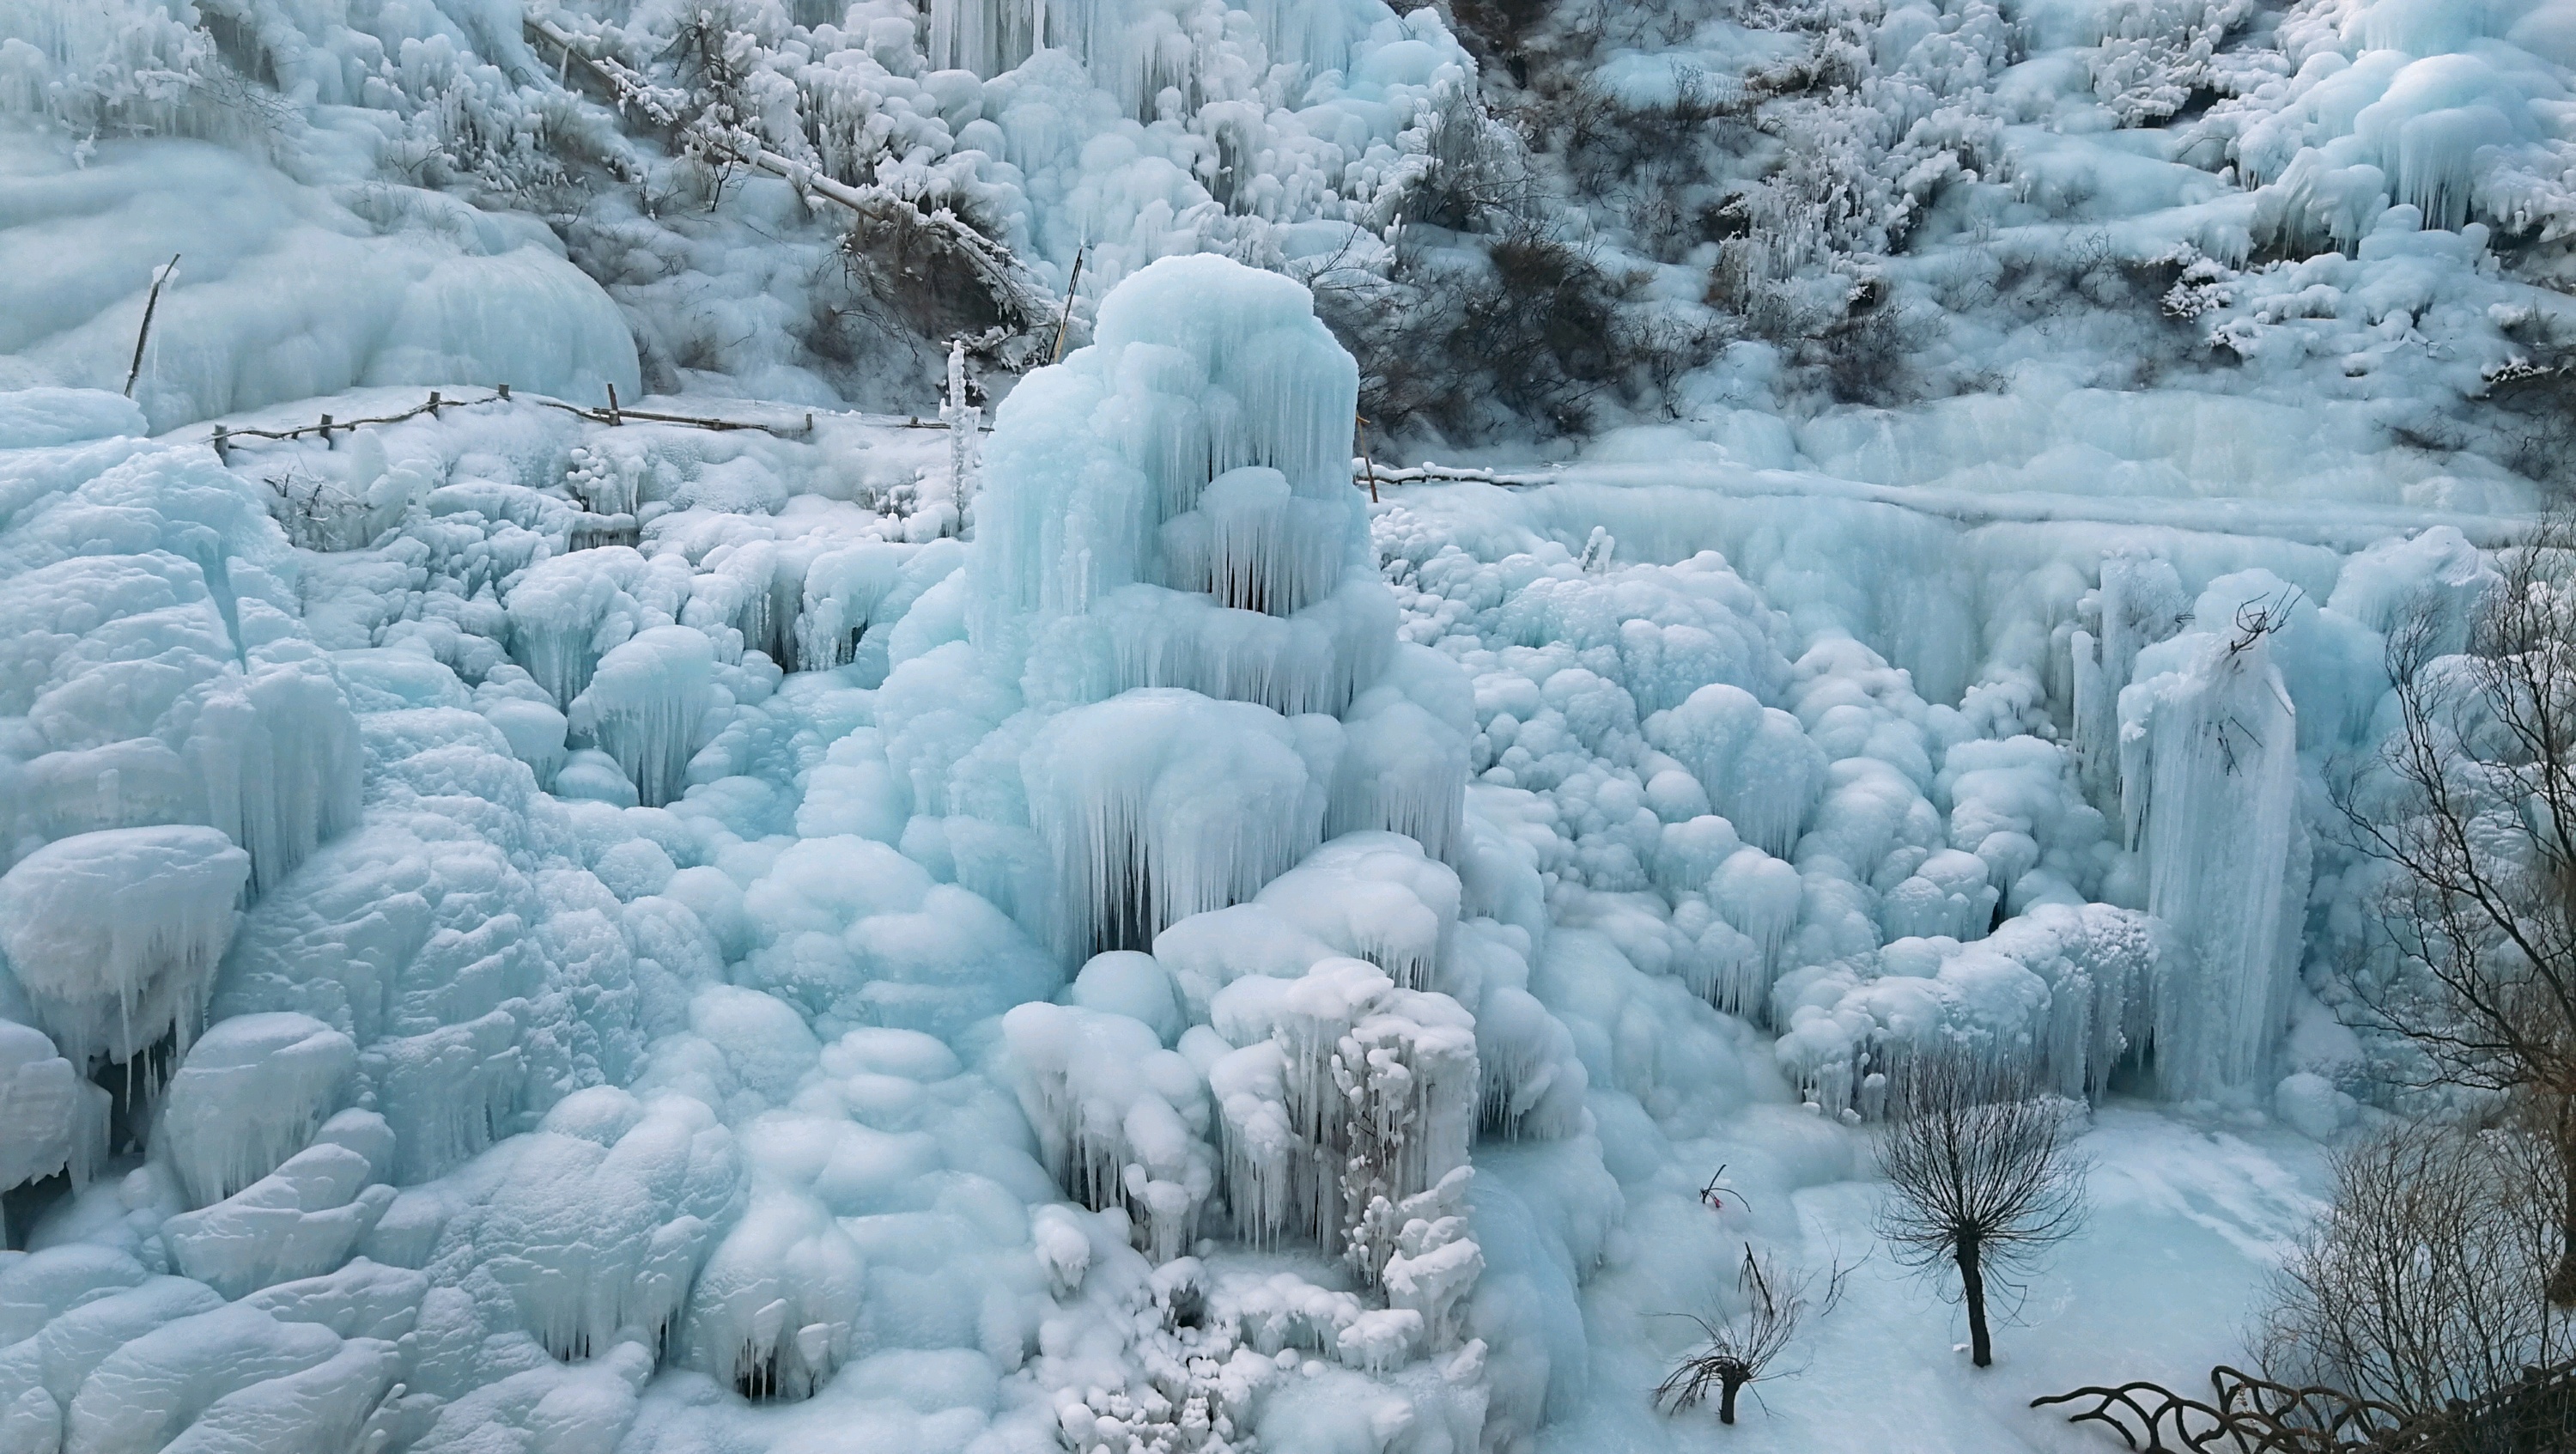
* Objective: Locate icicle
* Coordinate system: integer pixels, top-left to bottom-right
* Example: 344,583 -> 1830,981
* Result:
943,338 -> 981,530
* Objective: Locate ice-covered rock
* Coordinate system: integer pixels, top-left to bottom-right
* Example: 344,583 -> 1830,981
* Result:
0,825 -> 249,1073
156,1012 -> 360,1209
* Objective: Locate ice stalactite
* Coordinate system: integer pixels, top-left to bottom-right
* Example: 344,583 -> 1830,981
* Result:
155,1011 -> 359,1209
0,824 -> 249,1074
1001,1001 -> 1218,1262
1469,983 -> 1589,1141
1767,897 -> 2172,1119
2121,622 -> 2307,1101
570,625 -> 717,809
1984,903 -> 2172,1103
1329,684 -> 1470,864
1206,959 -> 1477,1283
1700,846 -> 1802,1022
505,547 -> 692,709
1158,468 -> 1348,619
1022,688 -> 1339,961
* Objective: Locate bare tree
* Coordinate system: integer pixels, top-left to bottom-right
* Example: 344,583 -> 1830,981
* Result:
2259,1118 -> 2566,1418
1874,1050 -> 2089,1369
2342,513 -> 2576,1302
1655,1244 -> 1846,1425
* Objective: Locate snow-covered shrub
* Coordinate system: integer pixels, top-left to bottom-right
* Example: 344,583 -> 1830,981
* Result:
2090,0 -> 2255,127
0,0 -> 283,149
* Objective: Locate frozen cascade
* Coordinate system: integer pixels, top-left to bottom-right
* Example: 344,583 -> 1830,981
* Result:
0,825 -> 250,1072
1206,958 -> 1477,1276
1000,1001 -> 1218,1262
1022,688 -> 1340,961
2071,556 -> 2188,811
155,1012 -> 359,1209
2120,622 -> 2308,1100
569,625 -> 718,809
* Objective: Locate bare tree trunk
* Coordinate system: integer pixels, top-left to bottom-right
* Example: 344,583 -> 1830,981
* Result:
2552,1104 -> 2576,1307
1718,1374 -> 1742,1424
1959,1234 -> 1993,1368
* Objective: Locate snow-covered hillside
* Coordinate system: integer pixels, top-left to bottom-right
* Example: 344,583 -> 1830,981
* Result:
0,0 -> 2567,1451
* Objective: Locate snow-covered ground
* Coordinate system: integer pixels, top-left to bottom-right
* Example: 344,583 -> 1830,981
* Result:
0,0 -> 2561,1450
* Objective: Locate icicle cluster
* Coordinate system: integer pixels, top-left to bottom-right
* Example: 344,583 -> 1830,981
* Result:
1205,959 -> 1477,1280
1001,1002 -> 1218,1262
0,824 -> 249,1073
155,1012 -> 359,1209
1023,689 -> 1339,961
569,625 -> 717,808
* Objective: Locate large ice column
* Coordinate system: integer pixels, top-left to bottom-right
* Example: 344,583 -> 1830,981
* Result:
966,252 -> 1382,720
0,824 -> 249,1072
1023,688 -> 1340,960
2120,620 -> 2307,1100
